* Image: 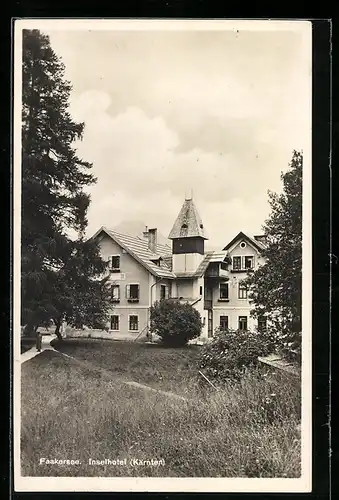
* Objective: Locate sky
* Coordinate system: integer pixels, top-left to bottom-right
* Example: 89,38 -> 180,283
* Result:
40,21 -> 311,249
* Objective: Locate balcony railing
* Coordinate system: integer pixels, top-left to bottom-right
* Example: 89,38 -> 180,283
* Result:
205,267 -> 229,279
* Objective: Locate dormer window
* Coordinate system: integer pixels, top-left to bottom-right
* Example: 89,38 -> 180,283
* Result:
150,257 -> 162,267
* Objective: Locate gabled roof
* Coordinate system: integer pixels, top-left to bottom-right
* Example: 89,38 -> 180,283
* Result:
168,198 -> 208,240
223,231 -> 266,252
91,226 -> 175,279
209,250 -> 229,262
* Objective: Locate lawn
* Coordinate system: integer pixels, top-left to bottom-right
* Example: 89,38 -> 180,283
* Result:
51,338 -> 202,397
21,341 -> 301,478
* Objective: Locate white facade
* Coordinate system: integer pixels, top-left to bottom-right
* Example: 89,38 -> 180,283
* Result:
196,236 -> 265,339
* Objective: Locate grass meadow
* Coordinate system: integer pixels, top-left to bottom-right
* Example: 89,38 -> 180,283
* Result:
21,340 -> 301,478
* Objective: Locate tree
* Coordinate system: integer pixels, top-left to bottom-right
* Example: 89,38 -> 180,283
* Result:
150,299 -> 202,346
21,29 -> 109,338
245,150 -> 302,362
45,239 -> 112,339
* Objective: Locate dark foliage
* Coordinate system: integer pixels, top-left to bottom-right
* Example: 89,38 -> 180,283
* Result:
197,327 -> 276,381
244,150 -> 303,363
150,299 -> 202,346
21,30 -> 110,337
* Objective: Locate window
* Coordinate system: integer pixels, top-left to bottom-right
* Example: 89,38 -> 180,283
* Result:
200,286 -> 203,296
244,256 -> 254,269
233,256 -> 241,270
238,282 -> 248,299
258,316 -> 267,332
111,285 -> 120,302
238,316 -> 248,331
219,283 -> 229,300
127,284 -> 140,302
240,241 -> 247,249
220,316 -> 229,331
221,262 -> 228,271
110,255 -> 120,272
160,284 -> 167,300
110,315 -> 119,331
129,315 -> 139,331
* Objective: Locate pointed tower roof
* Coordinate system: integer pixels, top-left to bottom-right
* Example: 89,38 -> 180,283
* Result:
168,198 -> 208,239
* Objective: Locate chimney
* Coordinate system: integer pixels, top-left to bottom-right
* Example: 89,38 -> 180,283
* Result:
148,228 -> 157,253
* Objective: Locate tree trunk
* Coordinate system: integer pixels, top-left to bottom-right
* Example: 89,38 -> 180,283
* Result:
54,318 -> 63,341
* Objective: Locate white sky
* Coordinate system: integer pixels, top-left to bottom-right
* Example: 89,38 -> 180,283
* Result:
40,21 -> 311,249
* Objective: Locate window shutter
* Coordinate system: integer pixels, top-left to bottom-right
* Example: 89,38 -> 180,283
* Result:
137,284 -> 140,299
126,284 -> 130,298
165,286 -> 169,299
117,285 -> 120,299
108,256 -> 112,269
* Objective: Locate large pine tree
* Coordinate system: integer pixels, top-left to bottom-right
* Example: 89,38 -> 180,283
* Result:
21,29 -> 109,338
245,150 -> 303,362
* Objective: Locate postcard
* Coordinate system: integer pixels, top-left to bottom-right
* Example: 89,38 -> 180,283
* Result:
14,18 -> 312,493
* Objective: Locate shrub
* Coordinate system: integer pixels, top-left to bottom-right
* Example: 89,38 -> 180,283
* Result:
197,328 -> 276,381
150,299 -> 202,346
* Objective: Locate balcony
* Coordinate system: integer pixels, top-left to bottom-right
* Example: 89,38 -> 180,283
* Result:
205,263 -> 229,280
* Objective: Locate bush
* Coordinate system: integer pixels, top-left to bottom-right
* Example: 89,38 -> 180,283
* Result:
197,328 -> 276,381
150,299 -> 202,346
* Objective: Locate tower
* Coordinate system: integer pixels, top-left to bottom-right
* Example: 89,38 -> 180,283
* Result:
168,197 -> 208,274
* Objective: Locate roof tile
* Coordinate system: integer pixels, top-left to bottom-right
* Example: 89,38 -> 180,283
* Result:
103,228 -> 175,279
168,198 -> 207,239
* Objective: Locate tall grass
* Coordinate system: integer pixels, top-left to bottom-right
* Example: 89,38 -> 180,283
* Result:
21,350 -> 301,478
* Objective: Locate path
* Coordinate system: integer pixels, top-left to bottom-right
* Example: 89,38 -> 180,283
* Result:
20,334 -> 58,364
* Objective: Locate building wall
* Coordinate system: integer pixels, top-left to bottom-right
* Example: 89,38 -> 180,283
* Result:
97,233 -> 152,338
153,279 -> 173,302
210,239 -> 264,333
98,233 -> 151,307
172,253 -> 204,274
108,307 -> 149,339
175,279 -> 195,299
